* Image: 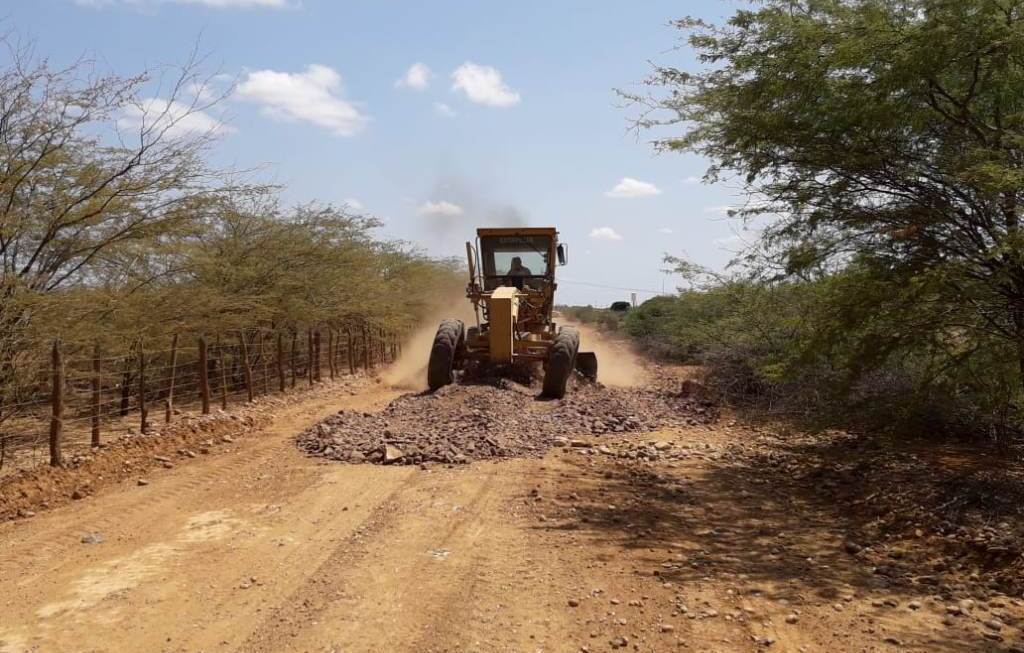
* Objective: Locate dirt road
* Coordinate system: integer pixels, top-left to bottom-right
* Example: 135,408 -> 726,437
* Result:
1,370 -> 1022,652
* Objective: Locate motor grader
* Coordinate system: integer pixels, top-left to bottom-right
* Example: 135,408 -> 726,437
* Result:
427,227 -> 597,398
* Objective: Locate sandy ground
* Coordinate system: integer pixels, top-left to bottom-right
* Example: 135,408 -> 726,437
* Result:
1,357 -> 1022,652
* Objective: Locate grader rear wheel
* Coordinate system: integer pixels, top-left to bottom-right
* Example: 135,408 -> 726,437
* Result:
427,319 -> 465,391
542,327 -> 579,399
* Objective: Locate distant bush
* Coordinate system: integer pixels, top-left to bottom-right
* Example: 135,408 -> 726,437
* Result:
608,266 -> 1024,440
557,305 -> 625,332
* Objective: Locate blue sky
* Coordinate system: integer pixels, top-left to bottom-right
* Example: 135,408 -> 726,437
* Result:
8,0 -> 753,306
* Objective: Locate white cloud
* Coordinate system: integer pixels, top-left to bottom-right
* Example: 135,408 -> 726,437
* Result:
657,227 -> 674,234
118,98 -> 233,138
451,62 -> 521,107
589,227 -> 623,241
74,0 -> 294,7
235,64 -> 368,137
605,177 -> 661,199
417,200 -> 464,217
433,102 -> 456,118
395,62 -> 432,90
343,198 -> 363,210
683,176 -> 701,184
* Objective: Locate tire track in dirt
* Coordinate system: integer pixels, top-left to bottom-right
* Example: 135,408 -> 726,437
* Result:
235,470 -> 426,652
0,382 -> 398,575
427,463 -> 582,653
0,382 -> 408,653
242,464 -> 509,653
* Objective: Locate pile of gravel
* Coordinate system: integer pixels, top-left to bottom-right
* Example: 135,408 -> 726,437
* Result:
296,379 -> 715,466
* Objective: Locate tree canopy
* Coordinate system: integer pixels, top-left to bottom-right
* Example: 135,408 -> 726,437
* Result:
627,0 -> 1024,433
0,40 -> 463,423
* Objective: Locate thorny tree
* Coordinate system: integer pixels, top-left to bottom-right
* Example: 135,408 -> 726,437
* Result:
634,0 -> 1024,409
0,38 -> 244,427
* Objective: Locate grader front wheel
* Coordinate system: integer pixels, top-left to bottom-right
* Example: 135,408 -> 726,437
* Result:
427,319 -> 465,391
542,327 -> 580,399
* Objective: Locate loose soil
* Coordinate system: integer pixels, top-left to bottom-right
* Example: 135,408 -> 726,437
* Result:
1,350 -> 1023,652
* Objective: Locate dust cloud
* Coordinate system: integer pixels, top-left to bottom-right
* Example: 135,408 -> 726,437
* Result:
382,294 -> 477,391
564,320 -> 647,388
416,175 -> 529,251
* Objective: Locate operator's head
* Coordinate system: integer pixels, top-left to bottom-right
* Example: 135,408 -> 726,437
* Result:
511,256 -> 523,269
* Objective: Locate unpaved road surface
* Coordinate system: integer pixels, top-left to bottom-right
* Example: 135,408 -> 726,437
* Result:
2,370 -> 1023,652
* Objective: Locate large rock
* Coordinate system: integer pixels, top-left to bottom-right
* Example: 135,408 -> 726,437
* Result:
383,444 -> 405,464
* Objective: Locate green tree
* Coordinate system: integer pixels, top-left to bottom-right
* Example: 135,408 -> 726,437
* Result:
0,38 -> 464,442
0,39 -> 247,425
637,0 -> 1024,397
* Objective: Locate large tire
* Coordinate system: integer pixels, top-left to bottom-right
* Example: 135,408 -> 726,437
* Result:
427,319 -> 465,390
575,352 -> 598,382
542,327 -> 580,399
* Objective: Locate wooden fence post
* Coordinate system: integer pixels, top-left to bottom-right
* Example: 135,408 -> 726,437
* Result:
239,332 -> 254,402
307,328 -> 315,386
314,330 -> 322,382
165,334 -> 178,423
260,331 -> 269,395
375,326 -> 381,367
290,331 -> 298,389
198,336 -> 211,415
362,325 -> 371,370
218,337 -> 228,410
49,340 -> 63,467
119,350 -> 132,417
347,328 -> 355,374
91,342 -> 101,447
327,330 -> 336,381
277,332 -> 286,392
332,330 -> 340,376
139,341 -> 148,434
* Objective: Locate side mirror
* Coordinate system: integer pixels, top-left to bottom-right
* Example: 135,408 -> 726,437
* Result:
556,243 -> 568,266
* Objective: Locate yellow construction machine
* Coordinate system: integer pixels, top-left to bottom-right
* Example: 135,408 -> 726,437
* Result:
427,227 -> 597,398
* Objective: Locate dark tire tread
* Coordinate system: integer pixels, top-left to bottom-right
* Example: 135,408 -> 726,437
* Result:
427,319 -> 465,390
542,327 -> 580,399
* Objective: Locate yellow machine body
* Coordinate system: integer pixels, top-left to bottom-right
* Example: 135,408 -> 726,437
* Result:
426,225 -> 596,396
464,227 -> 562,366
487,287 -> 519,364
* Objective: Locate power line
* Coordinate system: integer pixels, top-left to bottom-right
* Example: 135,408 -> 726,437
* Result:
556,278 -> 669,295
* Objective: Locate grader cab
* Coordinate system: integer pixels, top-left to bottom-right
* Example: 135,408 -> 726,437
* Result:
427,227 -> 597,398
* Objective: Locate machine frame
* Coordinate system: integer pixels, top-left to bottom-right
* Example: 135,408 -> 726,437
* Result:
426,226 -> 594,398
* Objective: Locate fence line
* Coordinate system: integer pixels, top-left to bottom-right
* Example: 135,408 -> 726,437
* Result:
0,322 -> 403,469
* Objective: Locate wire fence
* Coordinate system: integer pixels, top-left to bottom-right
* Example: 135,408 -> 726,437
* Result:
0,321 -> 403,472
